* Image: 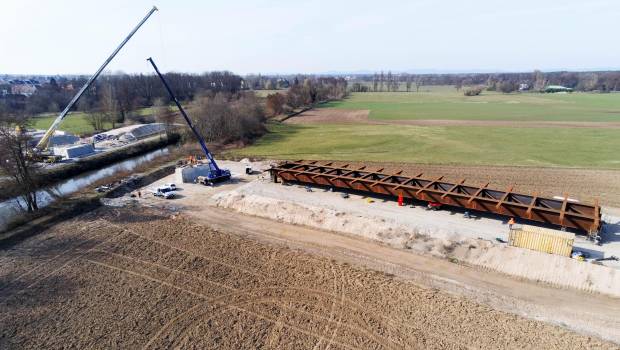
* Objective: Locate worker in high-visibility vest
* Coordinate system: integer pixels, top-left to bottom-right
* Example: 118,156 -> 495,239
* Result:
508,217 -> 515,230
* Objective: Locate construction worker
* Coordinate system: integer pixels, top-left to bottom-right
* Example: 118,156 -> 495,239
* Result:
508,217 -> 515,230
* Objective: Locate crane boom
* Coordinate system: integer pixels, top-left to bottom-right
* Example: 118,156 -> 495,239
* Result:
35,6 -> 158,151
147,57 -> 221,173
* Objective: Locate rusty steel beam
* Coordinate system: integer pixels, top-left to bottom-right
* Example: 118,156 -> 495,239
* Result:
269,160 -> 602,235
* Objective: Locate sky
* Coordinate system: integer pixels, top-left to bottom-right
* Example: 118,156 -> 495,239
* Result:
2,0 -> 620,75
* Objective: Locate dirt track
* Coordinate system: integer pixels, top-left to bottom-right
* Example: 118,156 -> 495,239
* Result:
1,206 -> 617,349
286,107 -> 620,128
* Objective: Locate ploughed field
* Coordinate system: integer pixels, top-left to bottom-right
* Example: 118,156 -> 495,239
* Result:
0,206 -> 616,349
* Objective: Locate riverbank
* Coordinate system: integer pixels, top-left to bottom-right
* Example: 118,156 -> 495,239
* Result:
0,134 -> 178,202
0,162 -> 176,242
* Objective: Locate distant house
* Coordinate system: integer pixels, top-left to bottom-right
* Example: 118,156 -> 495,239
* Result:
544,85 -> 573,93
9,79 -> 38,96
518,83 -> 530,91
277,78 -> 290,89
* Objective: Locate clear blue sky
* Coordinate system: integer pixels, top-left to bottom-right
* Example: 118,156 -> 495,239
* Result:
2,0 -> 619,75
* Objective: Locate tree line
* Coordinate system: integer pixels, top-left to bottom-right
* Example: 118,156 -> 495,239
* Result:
352,70 -> 620,93
0,71 -> 243,119
265,77 -> 348,117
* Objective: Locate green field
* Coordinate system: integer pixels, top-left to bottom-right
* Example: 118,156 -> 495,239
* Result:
30,107 -> 155,135
233,123 -> 620,168
30,112 -> 111,135
322,86 -> 620,122
233,88 -> 620,168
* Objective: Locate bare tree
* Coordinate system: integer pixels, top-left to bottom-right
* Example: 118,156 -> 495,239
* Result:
153,97 -> 176,137
100,82 -> 119,128
265,92 -> 286,117
0,111 -> 39,212
372,73 -> 379,92
87,111 -> 107,132
533,70 -> 546,91
192,92 -> 265,144
404,74 -> 412,92
455,80 -> 463,92
415,77 -> 422,92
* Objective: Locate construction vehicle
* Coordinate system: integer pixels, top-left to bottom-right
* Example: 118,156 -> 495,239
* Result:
28,6 -> 158,162
147,57 -> 231,184
196,176 -> 211,186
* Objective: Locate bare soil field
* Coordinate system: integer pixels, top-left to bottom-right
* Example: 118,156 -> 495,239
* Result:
287,107 -> 620,128
1,206 -> 617,349
285,108 -> 371,124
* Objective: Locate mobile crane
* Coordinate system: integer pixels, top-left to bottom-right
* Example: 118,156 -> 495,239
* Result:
29,6 -> 158,162
147,57 -> 231,184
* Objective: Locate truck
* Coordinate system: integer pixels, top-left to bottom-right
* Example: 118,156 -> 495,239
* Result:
152,185 -> 176,199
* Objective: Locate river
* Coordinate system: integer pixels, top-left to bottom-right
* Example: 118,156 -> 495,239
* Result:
0,147 -> 169,232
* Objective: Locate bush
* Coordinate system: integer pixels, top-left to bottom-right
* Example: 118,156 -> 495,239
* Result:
192,91 -> 266,144
464,87 -> 483,96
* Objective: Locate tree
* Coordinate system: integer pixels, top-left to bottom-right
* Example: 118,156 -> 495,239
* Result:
414,77 -> 422,92
373,73 -> 379,92
0,110 -> 39,212
464,86 -> 483,96
405,74 -> 412,92
193,92 -> 265,144
99,82 -> 120,128
498,81 -> 517,93
265,92 -> 286,116
87,111 -> 107,132
153,97 -> 176,137
533,70 -> 546,91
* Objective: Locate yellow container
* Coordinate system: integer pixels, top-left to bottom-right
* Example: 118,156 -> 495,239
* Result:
508,225 -> 574,257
